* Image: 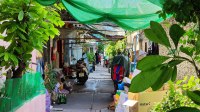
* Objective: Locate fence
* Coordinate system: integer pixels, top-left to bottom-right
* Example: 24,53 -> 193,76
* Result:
0,72 -> 45,112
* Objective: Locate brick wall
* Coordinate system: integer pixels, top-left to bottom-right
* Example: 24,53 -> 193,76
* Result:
140,19 -> 196,80
160,19 -> 196,80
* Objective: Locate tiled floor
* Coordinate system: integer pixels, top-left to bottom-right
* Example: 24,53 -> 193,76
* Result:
52,65 -> 114,112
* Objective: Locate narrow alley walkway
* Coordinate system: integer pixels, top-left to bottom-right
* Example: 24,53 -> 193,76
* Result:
52,64 -> 114,112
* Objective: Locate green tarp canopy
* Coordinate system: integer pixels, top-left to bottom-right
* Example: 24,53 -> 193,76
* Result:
36,0 -> 165,31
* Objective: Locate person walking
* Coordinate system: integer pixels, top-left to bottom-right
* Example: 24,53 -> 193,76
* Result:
98,54 -> 101,65
95,52 -> 99,65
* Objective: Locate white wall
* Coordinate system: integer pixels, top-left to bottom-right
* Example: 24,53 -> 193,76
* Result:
16,94 -> 46,112
72,44 -> 82,64
126,32 -> 140,51
0,40 -> 10,74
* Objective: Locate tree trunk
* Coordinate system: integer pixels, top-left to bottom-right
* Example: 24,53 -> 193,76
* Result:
12,62 -> 26,78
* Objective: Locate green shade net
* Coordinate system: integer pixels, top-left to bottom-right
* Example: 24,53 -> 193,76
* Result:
36,0 -> 165,31
0,72 -> 45,112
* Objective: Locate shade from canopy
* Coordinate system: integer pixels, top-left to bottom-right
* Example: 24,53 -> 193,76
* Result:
36,0 -> 166,31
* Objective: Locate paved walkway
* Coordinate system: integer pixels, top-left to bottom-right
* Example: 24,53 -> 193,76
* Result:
52,65 -> 114,112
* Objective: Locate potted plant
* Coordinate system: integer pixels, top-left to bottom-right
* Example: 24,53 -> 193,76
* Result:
87,53 -> 95,72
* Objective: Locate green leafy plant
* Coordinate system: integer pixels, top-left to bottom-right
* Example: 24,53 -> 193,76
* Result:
0,0 -> 64,78
130,21 -> 185,92
159,0 -> 200,69
176,76 -> 200,91
44,64 -> 57,92
105,41 -> 116,58
97,42 -> 104,53
105,39 -> 126,58
87,53 -> 95,63
130,1 -> 200,110
159,0 -> 200,26
151,79 -> 199,112
129,21 -> 200,111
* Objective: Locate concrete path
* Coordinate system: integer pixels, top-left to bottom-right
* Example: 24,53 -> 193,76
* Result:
52,65 -> 114,112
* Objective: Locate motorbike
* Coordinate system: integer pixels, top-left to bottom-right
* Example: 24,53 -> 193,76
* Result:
75,59 -> 89,85
62,58 -> 89,85
63,64 -> 76,79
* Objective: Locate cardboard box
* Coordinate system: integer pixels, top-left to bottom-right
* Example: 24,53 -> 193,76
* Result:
138,90 -> 167,112
123,100 -> 138,112
128,92 -> 139,100
145,86 -> 164,92
127,90 -> 167,112
129,103 -> 138,112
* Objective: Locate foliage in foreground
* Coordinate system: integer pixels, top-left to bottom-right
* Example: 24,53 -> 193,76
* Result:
159,0 -> 200,25
129,20 -> 200,111
0,0 -> 64,78
130,0 -> 200,111
151,77 -> 200,112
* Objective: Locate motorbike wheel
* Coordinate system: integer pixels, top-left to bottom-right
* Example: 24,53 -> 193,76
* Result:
77,75 -> 88,85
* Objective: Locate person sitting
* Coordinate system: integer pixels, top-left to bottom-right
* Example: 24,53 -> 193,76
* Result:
63,63 -> 69,76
